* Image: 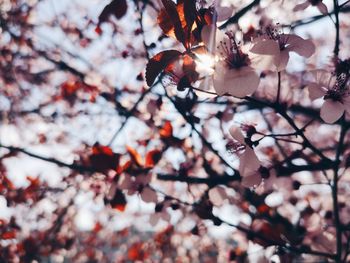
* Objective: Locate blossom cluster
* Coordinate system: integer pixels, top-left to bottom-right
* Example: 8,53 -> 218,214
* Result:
145,0 -> 350,188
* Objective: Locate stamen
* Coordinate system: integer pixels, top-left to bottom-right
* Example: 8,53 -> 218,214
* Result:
218,31 -> 250,69
226,141 -> 246,154
324,73 -> 350,101
265,25 -> 287,50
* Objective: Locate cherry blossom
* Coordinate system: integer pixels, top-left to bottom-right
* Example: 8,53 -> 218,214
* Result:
119,173 -> 158,203
200,25 -> 260,97
199,0 -> 234,22
250,26 -> 316,72
307,70 -> 350,123
228,125 -> 261,187
149,201 -> 171,226
208,186 -> 228,206
293,0 -> 328,15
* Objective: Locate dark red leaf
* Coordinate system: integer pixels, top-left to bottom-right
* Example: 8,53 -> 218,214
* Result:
109,189 -> 127,211
98,0 -> 128,25
157,9 -> 174,37
160,0 -> 186,46
89,144 -> 120,172
128,242 -> 148,261
126,146 -> 144,167
145,50 -> 181,87
183,0 -> 197,44
1,231 -> 16,240
145,149 -> 162,168
194,199 -> 213,220
159,121 -> 173,138
177,76 -> 191,91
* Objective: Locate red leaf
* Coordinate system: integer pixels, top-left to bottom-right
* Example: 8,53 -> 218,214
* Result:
60,80 -> 98,105
1,231 -> 16,240
98,0 -> 128,25
159,121 -> 173,138
89,144 -> 120,172
183,0 -> 198,44
95,25 -> 103,35
145,149 -> 162,168
251,220 -> 285,247
145,50 -> 181,87
93,222 -> 103,233
117,160 -> 131,174
257,204 -> 270,214
92,144 -> 113,156
160,0 -> 186,46
128,242 -> 148,261
155,225 -> 173,247
61,81 -> 80,103
110,189 -> 127,211
126,146 -> 144,167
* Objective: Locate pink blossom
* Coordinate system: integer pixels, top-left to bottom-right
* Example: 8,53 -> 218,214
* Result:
250,27 -> 315,72
208,186 -> 228,206
307,70 -> 350,123
200,25 -> 260,97
215,4 -> 234,22
228,125 -> 261,187
119,173 -> 158,203
293,0 -> 328,15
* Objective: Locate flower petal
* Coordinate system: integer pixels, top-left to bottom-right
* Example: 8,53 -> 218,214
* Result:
342,97 -> 350,115
250,39 -> 280,56
284,34 -> 315,58
229,125 -> 245,144
213,65 -> 260,97
249,52 -> 276,71
140,187 -> 157,203
317,3 -> 328,14
241,170 -> 261,188
208,186 -> 228,206
215,30 -> 233,55
320,99 -> 345,123
239,147 -> 260,176
216,6 -> 234,21
276,50 -> 289,71
201,25 -> 217,53
293,1 -> 310,12
198,76 -> 213,91
307,83 -> 326,100
310,69 -> 334,88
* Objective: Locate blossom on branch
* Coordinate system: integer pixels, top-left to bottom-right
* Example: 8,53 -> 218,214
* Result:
228,125 -> 261,187
250,26 -> 315,72
293,0 -> 328,15
119,173 -> 158,203
200,26 -> 260,97
307,70 -> 350,123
